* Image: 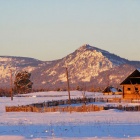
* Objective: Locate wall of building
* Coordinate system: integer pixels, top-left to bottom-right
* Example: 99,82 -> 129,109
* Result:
123,84 -> 140,99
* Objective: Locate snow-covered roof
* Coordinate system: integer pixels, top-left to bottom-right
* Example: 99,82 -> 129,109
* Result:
103,86 -> 119,93
110,87 -> 118,92
136,68 -> 140,72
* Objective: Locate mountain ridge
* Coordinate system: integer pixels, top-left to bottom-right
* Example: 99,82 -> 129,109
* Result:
0,44 -> 139,91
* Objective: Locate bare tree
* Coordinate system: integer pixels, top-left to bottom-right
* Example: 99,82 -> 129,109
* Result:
81,83 -> 87,105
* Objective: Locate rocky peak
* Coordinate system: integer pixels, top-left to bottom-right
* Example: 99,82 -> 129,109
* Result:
77,44 -> 108,53
77,44 -> 96,52
0,44 -> 140,90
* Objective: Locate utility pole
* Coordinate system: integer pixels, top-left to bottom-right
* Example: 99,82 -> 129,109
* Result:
107,73 -> 110,87
107,73 -> 110,94
66,67 -> 71,105
10,69 -> 13,101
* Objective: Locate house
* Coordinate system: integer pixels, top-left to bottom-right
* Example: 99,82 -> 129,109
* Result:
103,86 -> 122,95
120,69 -> 140,99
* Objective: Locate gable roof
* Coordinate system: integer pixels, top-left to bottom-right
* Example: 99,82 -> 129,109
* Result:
103,86 -> 118,93
120,69 -> 140,85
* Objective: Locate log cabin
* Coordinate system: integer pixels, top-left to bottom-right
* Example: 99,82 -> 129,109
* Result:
120,69 -> 140,99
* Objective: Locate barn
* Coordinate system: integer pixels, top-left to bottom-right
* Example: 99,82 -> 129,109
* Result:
120,69 -> 140,99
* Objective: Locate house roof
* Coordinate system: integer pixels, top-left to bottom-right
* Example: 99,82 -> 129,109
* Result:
137,68 -> 140,72
103,86 -> 118,93
120,69 -> 140,85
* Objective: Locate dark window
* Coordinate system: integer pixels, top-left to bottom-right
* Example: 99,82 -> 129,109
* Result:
135,87 -> 138,91
128,88 -> 131,91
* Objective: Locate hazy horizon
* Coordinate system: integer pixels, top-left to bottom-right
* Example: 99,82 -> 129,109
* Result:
0,0 -> 140,61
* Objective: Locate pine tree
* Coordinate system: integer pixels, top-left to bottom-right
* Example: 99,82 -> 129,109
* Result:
14,71 -> 33,94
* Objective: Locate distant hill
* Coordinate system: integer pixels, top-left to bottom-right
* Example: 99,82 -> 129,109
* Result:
0,44 -> 139,91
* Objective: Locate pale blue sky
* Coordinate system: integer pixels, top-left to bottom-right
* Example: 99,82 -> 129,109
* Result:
0,0 -> 140,61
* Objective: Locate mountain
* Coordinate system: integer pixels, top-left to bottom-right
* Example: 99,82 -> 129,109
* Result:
0,56 -> 51,88
0,44 -> 139,91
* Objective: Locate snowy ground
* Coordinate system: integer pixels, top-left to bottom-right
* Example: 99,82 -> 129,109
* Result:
0,91 -> 140,140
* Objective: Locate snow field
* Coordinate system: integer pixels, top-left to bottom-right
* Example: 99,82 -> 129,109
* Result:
0,91 -> 140,140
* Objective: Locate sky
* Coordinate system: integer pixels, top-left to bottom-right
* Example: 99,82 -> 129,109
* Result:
0,0 -> 140,61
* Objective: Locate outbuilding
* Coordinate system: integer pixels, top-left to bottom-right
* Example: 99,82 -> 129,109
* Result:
103,86 -> 122,95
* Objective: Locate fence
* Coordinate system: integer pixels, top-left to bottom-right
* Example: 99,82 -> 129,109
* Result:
5,104 -> 104,113
29,97 -> 122,108
104,105 -> 140,111
5,97 -> 140,112
5,104 -> 140,113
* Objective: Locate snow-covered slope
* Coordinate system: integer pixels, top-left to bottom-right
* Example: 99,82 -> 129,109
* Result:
0,45 -> 140,90
0,56 -> 44,87
31,44 -> 138,90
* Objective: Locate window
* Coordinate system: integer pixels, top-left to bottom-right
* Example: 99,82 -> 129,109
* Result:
127,88 -> 131,91
135,87 -> 138,91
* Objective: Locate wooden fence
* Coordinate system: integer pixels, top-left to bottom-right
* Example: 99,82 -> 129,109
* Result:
29,97 -> 122,108
5,104 -> 140,112
5,97 -> 140,112
5,104 -> 104,113
104,105 -> 140,111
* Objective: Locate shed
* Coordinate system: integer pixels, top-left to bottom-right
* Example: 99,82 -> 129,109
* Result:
103,86 -> 122,95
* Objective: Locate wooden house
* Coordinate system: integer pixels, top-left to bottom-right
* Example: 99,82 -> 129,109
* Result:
103,86 -> 122,95
120,69 -> 140,99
